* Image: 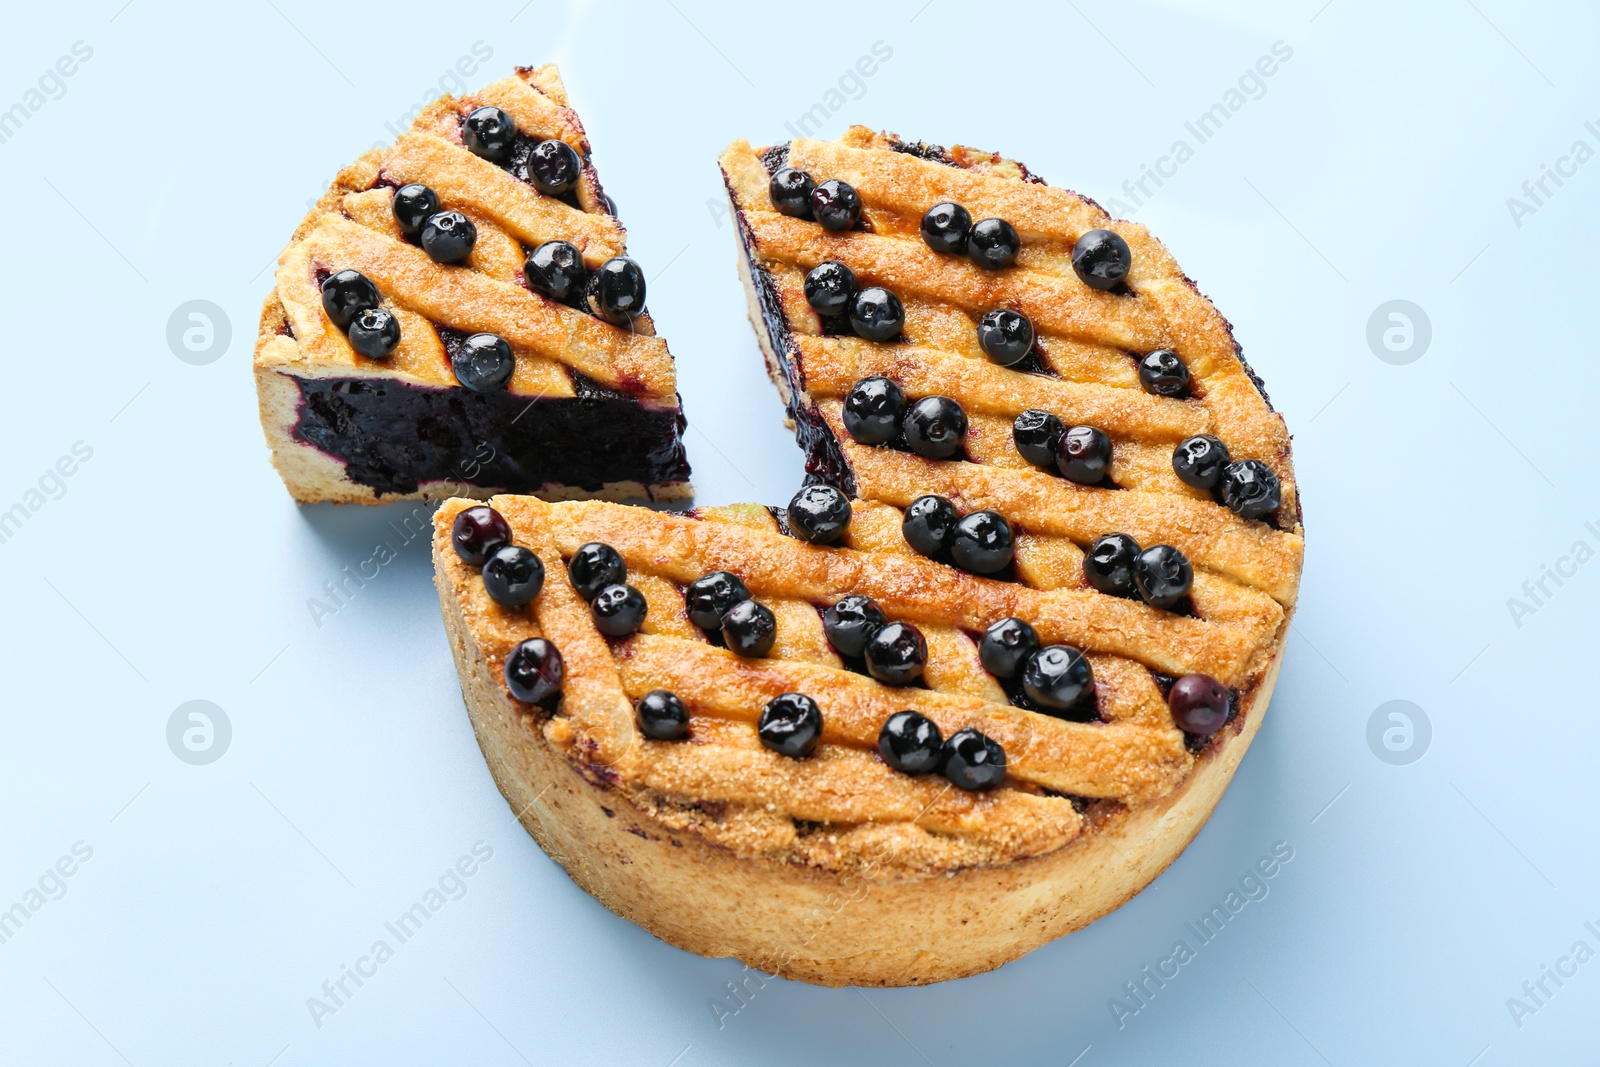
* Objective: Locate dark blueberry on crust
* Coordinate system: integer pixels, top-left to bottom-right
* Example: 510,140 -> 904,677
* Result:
591,583 -> 648,637
528,138 -> 582,196
685,571 -> 750,631
636,689 -> 690,740
1172,434 -> 1231,490
849,287 -> 904,342
809,178 -> 862,231
902,494 -> 957,557
482,545 -> 545,608
504,637 -> 563,704
769,167 -> 815,217
803,260 -> 857,316
950,510 -> 1014,574
942,727 -> 1006,791
1169,673 -> 1230,735
967,217 -> 1020,270
463,105 -> 517,163
1013,409 -> 1065,469
392,183 -> 440,238
979,617 -> 1039,679
822,594 -> 887,659
787,484 -> 852,545
864,622 -> 928,686
452,505 -> 512,566
1056,425 -> 1112,485
903,396 -> 968,459
1219,459 -> 1281,521
1084,533 -> 1140,597
977,309 -> 1034,366
586,256 -> 647,324
1133,544 -> 1192,610
451,332 -> 515,393
1021,645 -> 1094,713
420,210 -> 477,265
320,269 -> 380,329
1071,228 -> 1131,290
347,308 -> 400,359
759,693 -> 823,758
921,201 -> 972,253
524,240 -> 587,301
879,710 -> 943,775
722,599 -> 778,658
843,376 -> 906,445
1138,350 -> 1190,398
568,542 -> 626,600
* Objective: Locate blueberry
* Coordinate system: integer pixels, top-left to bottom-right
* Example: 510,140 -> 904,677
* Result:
903,396 -> 967,459
902,495 -> 957,557
804,260 -> 856,316
463,106 -> 517,163
1169,674 -> 1231,735
942,728 -> 1006,790
864,622 -> 928,686
1084,533 -> 1140,597
722,599 -> 777,658
1138,350 -> 1189,398
421,210 -> 477,265
822,594 -> 886,658
636,689 -> 690,740
684,571 -> 750,631
849,287 -> 904,342
1219,459 -> 1281,521
1013,409 -> 1065,469
392,183 -> 439,238
759,693 -> 823,758
878,710 -> 943,775
528,138 -> 582,196
1172,434 -> 1231,490
769,167 -> 815,217
787,485 -> 852,545
921,201 -> 972,253
504,637 -> 563,704
809,179 -> 861,231
1056,425 -> 1112,485
482,545 -> 545,608
451,332 -> 515,393
585,256 -> 646,324
843,376 -> 906,445
1021,645 -> 1094,713
977,309 -> 1034,366
1133,544 -> 1192,610
950,510 -> 1014,574
452,505 -> 511,566
591,583 -> 648,637
967,217 -> 1020,270
1071,228 -> 1131,290
320,269 -> 379,329
979,617 -> 1039,679
348,307 -> 400,359
568,542 -> 626,600
524,240 -> 586,301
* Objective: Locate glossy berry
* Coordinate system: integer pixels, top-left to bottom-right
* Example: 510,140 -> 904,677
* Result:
591,583 -> 648,637
585,256 -> 646,324
1057,425 -> 1112,485
1022,645 -> 1094,712
463,105 -> 517,163
567,542 -> 626,600
942,728 -> 1006,790
977,309 -> 1034,366
822,595 -> 887,659
921,201 -> 972,253
864,622 -> 928,686
809,179 -> 861,231
481,545 -> 545,608
878,710 -> 943,775
320,269 -> 379,328
759,693 -> 823,758
902,495 -> 957,557
684,571 -> 751,631
452,505 -> 511,566
1013,409 -> 1065,469
392,183 -> 439,238
451,332 -> 515,393
1219,459 -> 1281,520
721,599 -> 777,658
348,307 -> 400,359
1172,434 -> 1231,490
636,689 -> 689,740
524,240 -> 586,301
903,396 -> 968,460
950,510 -> 1014,574
1169,673 -> 1231,735
968,217 -> 1020,270
849,287 -> 904,342
528,138 -> 581,196
421,210 -> 477,264
769,167 -> 815,217
1138,350 -> 1190,398
843,376 -> 906,445
979,617 -> 1039,679
1134,544 -> 1193,610
787,485 -> 852,545
803,260 -> 856,316
1083,533 -> 1140,597
1071,228 -> 1132,290
504,637 -> 563,704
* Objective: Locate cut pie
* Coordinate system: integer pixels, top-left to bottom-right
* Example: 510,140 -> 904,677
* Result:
254,65 -> 691,505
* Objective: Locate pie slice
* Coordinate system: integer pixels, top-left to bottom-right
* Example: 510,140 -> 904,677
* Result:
255,64 -> 691,505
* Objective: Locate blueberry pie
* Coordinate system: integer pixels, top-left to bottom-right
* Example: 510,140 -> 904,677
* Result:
254,65 -> 690,504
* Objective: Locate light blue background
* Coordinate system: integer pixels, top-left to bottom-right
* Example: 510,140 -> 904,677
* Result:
2,1 -> 1596,1063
